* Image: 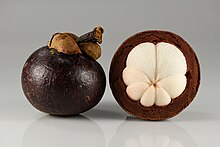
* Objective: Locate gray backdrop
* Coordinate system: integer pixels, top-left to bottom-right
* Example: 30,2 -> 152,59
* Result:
0,0 -> 219,109
0,0 -> 220,146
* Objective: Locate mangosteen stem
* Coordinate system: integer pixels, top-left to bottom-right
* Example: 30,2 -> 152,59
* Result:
76,26 -> 104,44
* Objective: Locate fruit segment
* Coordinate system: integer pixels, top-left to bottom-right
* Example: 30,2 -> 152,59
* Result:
140,85 -> 155,107
156,42 -> 187,80
126,43 -> 156,82
155,87 -> 171,106
123,67 -> 151,86
157,74 -> 186,99
126,82 -> 149,101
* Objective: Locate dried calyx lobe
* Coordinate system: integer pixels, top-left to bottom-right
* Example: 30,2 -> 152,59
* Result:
48,26 -> 104,60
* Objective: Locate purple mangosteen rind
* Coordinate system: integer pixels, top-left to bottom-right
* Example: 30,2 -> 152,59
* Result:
21,27 -> 106,116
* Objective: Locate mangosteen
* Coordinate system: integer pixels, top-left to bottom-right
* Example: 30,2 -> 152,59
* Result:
21,27 -> 106,116
109,30 -> 200,120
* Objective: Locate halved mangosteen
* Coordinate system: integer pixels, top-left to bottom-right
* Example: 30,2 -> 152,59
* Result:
109,30 -> 200,120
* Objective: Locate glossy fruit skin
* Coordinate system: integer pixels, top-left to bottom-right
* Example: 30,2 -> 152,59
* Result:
21,46 -> 106,116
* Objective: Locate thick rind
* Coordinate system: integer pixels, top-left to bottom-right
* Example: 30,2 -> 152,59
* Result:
22,46 -> 106,116
109,30 -> 200,120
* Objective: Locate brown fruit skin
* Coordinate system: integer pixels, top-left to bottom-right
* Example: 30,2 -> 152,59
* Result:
109,30 -> 200,120
22,46 -> 106,116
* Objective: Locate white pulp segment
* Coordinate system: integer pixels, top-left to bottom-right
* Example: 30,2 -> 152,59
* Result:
126,43 -> 156,82
123,42 -> 187,106
126,82 -> 149,101
140,85 -> 155,107
155,87 -> 171,106
156,42 -> 187,80
157,74 -> 187,99
123,67 -> 151,86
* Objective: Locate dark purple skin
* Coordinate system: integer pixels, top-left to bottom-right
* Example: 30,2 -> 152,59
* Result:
21,46 -> 106,116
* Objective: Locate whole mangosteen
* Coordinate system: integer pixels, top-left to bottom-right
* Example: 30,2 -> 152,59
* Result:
21,27 -> 106,116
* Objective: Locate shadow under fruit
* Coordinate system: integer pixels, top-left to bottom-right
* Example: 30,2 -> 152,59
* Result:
21,27 -> 106,116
